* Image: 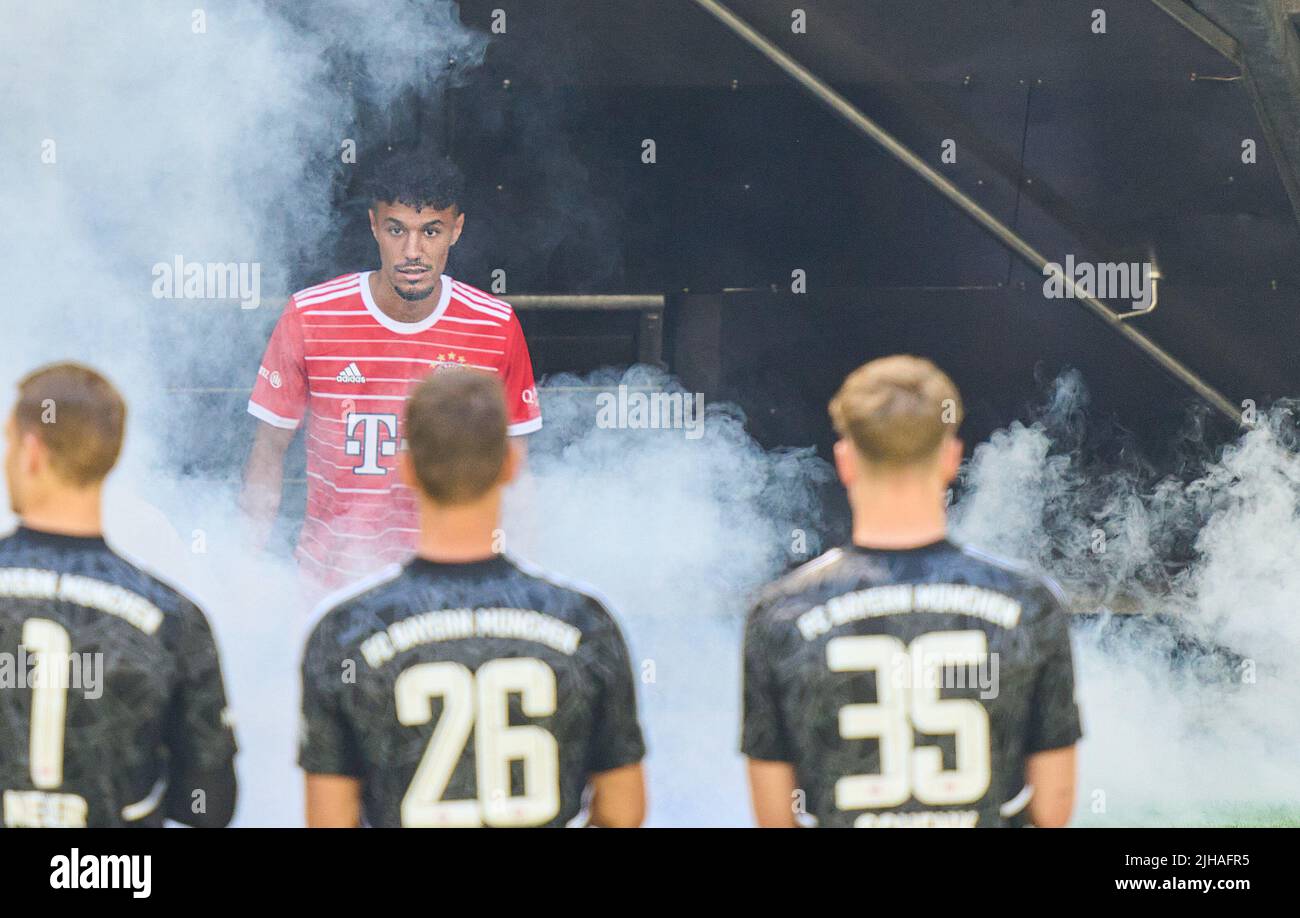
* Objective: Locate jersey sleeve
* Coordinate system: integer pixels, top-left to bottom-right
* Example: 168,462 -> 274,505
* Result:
740,601 -> 795,762
165,602 -> 238,774
248,300 -> 308,430
298,619 -> 364,777
501,311 -> 542,436
1025,580 -> 1084,754
585,606 -> 646,774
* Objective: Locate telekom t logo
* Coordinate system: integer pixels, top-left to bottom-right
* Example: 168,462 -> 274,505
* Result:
345,412 -> 398,475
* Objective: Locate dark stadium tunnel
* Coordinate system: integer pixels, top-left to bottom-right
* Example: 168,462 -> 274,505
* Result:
173,1 -> 1300,638
304,0 -> 1300,453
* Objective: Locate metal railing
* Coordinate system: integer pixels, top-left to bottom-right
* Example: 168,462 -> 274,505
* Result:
689,0 -> 1240,425
511,293 -> 666,367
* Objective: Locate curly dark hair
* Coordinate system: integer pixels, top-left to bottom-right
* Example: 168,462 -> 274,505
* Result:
362,148 -> 465,213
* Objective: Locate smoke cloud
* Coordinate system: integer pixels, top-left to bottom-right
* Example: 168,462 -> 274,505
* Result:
505,366 -> 833,825
0,0 -> 486,825
0,1 -> 832,826
3,1 -> 1295,828
954,375 -> 1300,824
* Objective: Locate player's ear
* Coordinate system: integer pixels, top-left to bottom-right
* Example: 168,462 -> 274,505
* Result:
499,438 -> 522,486
367,206 -> 379,242
450,209 -> 465,246
939,436 -> 963,485
833,438 -> 857,489
21,430 -> 48,478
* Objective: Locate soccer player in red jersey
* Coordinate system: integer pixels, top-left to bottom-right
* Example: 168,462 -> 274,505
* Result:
240,151 -> 542,594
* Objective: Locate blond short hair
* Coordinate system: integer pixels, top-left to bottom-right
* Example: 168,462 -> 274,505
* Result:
829,355 -> 963,466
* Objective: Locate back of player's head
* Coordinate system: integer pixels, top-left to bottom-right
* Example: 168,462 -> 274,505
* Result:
404,371 -> 507,504
364,148 -> 465,214
829,355 -> 962,467
12,362 -> 126,486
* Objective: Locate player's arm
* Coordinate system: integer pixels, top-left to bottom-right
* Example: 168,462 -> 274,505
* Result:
502,310 -> 542,444
164,604 -> 239,828
239,421 -> 296,548
511,433 -> 528,465
1022,580 -> 1084,828
166,761 -> 237,828
305,774 -> 362,828
1025,745 -> 1076,828
747,758 -> 799,828
587,762 -> 646,828
584,605 -> 648,827
740,600 -> 800,826
299,621 -> 366,827
241,301 -> 307,548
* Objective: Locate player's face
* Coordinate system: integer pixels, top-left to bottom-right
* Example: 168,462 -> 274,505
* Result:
369,201 -> 465,302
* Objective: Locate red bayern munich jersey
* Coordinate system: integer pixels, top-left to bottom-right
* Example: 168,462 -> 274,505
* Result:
248,271 -> 542,589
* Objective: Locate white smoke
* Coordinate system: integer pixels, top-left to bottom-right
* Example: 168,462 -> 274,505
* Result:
4,1 -> 1296,829
505,366 -> 833,826
0,1 -> 833,827
0,0 -> 486,826
953,375 -> 1300,825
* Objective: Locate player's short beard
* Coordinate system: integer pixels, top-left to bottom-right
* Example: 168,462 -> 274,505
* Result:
394,280 -> 437,302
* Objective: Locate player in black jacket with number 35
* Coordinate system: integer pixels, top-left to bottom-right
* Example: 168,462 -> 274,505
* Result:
742,355 -> 1082,828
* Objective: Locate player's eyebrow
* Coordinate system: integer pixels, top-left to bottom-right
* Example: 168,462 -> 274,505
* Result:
384,217 -> 444,229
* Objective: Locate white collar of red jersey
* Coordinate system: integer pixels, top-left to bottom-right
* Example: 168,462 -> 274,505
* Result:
359,270 -> 454,335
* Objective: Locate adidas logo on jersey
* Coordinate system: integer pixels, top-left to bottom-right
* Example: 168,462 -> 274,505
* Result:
335,362 -> 366,384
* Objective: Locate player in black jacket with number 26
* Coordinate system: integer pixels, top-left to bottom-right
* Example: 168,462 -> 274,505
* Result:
300,370 -> 646,828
